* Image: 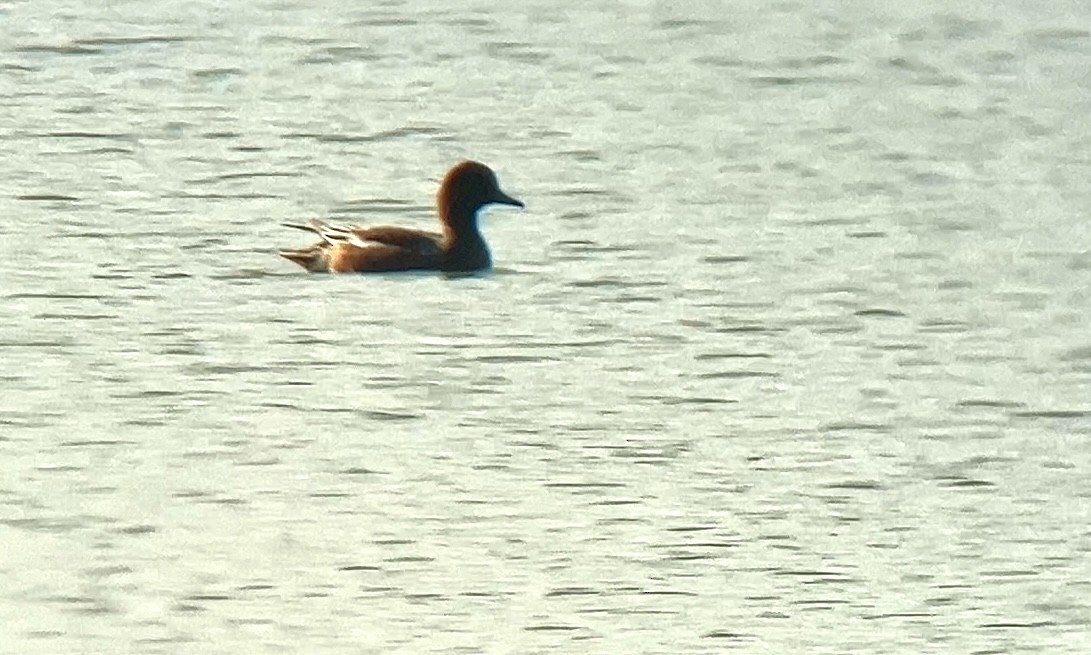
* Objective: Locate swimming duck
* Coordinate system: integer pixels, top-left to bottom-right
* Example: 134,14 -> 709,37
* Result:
279,160 -> 524,273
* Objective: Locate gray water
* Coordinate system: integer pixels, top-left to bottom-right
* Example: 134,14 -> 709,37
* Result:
2,0 -> 1090,652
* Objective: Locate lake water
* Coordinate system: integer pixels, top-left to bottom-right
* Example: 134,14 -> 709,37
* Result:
2,0 -> 1090,652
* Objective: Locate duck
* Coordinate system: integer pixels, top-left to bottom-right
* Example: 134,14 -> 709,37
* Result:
278,160 -> 524,273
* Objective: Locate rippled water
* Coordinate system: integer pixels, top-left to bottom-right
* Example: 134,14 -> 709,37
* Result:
2,0 -> 1090,652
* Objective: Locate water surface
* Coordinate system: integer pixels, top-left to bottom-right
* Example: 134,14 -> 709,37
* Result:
2,1 -> 1090,653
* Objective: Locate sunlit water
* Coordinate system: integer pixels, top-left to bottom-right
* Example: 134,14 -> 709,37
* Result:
2,1 -> 1090,653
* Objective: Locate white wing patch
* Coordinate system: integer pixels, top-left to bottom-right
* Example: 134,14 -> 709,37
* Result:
346,232 -> 383,249
308,221 -> 381,249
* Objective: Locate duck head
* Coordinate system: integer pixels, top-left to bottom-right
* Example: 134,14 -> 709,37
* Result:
438,161 -> 524,228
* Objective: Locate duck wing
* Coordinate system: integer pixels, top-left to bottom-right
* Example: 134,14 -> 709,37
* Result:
280,219 -> 444,272
348,225 -> 444,255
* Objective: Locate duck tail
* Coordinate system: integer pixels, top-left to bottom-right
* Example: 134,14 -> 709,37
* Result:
278,244 -> 330,272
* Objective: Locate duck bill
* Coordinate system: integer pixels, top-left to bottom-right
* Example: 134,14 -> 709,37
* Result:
492,190 -> 525,208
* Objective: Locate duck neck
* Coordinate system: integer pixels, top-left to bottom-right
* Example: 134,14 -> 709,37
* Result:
441,206 -> 491,270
